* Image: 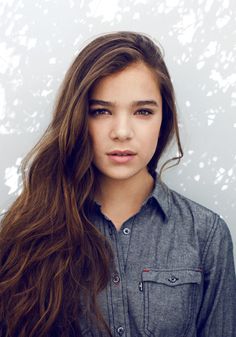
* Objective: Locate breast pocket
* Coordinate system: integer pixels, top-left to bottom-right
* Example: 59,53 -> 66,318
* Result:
142,268 -> 202,337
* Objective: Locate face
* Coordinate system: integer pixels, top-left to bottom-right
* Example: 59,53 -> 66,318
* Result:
88,61 -> 163,183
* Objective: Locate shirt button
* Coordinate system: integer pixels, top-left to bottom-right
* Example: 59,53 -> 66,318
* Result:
112,273 -> 120,284
123,228 -> 130,235
117,326 -> 124,335
168,275 -> 179,283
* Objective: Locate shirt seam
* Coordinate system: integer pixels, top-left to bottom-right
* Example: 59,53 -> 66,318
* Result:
201,213 -> 218,268
166,186 -> 173,221
114,231 -> 128,335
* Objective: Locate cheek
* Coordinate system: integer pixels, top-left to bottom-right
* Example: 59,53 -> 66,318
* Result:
144,126 -> 161,148
88,122 -> 107,142
143,129 -> 161,161
89,131 -> 105,159
88,124 -> 100,146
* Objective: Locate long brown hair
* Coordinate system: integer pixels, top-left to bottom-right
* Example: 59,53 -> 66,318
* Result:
0,31 -> 183,337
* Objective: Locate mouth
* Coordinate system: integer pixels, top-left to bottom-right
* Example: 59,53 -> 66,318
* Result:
108,154 -> 135,156
106,150 -> 137,164
107,150 -> 137,156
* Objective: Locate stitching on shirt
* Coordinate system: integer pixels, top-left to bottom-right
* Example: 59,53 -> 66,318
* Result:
105,277 -> 113,336
102,217 -> 116,336
145,267 -> 203,272
109,279 -> 116,336
166,184 -> 173,221
123,214 -> 137,270
146,284 -> 154,337
201,213 -> 218,268
114,227 -> 128,335
182,283 -> 198,337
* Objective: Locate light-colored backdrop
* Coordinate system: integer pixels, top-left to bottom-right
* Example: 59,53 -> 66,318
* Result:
1,0 -> 236,263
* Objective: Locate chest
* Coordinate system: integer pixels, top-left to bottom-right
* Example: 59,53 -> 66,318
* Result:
82,212 -> 203,337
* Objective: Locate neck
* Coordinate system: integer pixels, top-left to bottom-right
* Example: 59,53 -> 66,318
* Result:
94,169 -> 155,210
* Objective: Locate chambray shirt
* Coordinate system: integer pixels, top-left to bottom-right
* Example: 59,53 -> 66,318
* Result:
80,172 -> 236,337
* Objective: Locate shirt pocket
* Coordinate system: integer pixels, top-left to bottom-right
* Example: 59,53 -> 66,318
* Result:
141,268 -> 202,337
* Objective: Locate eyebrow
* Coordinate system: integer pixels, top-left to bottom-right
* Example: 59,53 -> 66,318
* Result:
89,99 -> 159,108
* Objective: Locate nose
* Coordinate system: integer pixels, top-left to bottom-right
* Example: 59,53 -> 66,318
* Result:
109,115 -> 134,141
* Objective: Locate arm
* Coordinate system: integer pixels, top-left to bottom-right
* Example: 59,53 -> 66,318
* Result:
197,215 -> 236,336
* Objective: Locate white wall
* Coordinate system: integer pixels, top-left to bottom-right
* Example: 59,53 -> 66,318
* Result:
0,0 -> 235,262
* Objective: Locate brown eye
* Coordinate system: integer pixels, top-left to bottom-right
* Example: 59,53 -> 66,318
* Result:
136,109 -> 153,116
89,109 -> 110,116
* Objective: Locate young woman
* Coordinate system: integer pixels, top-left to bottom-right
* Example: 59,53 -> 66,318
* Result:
0,31 -> 235,337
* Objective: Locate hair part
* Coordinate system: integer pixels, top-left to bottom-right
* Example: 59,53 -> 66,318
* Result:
0,31 -> 183,337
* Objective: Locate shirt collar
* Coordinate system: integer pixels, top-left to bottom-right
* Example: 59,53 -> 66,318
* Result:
147,170 -> 171,221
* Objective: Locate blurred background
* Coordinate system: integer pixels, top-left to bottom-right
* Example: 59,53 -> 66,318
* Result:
0,0 -> 235,262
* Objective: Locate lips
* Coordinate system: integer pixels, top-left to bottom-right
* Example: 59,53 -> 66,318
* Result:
107,150 -> 136,156
107,151 -> 136,163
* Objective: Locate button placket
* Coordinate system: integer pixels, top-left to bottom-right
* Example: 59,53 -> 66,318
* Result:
100,210 -> 130,337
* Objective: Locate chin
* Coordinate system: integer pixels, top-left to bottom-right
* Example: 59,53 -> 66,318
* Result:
101,169 -> 143,181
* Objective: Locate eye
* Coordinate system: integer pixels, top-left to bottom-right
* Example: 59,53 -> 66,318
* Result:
136,109 -> 153,116
89,108 -> 110,116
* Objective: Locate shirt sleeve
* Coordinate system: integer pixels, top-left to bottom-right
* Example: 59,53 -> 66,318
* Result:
197,215 -> 236,337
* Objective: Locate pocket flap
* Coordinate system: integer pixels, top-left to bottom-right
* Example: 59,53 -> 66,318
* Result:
142,268 -> 202,286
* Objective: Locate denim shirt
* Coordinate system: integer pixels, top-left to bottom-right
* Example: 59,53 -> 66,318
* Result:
81,172 -> 236,337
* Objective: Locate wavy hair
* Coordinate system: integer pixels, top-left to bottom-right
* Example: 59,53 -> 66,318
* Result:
0,31 -> 183,337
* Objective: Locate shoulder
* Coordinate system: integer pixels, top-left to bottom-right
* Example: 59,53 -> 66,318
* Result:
168,185 -> 218,222
164,183 -> 232,251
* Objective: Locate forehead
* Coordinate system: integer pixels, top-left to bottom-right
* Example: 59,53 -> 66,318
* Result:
89,62 -> 161,99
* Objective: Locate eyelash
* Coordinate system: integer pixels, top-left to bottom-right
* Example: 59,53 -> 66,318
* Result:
89,109 -> 154,116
